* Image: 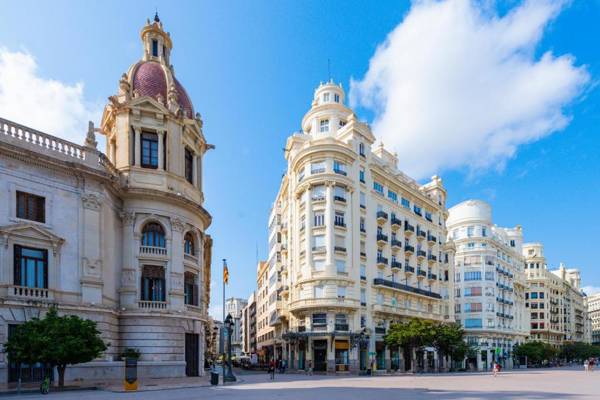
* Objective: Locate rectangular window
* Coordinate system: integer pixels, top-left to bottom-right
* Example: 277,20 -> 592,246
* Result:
334,185 -> 346,202
311,185 -> 326,201
16,191 -> 45,223
413,205 -> 422,216
337,286 -> 346,298
376,293 -> 384,304
323,93 -> 330,102
464,287 -> 482,297
311,162 -> 326,174
334,93 -> 340,103
360,289 -> 367,304
360,264 -> 366,279
312,313 -> 327,326
314,259 -> 325,271
467,226 -> 474,237
14,245 -> 48,288
319,119 -> 329,133
425,211 -> 432,221
152,39 -> 158,57
360,192 -> 366,208
359,168 -> 365,183
360,217 -> 365,232
464,318 -> 483,328
334,211 -> 345,227
314,286 -> 324,298
464,303 -> 482,312
387,190 -> 398,203
482,227 -> 487,237
401,197 -> 410,209
141,265 -> 166,301
314,212 -> 325,227
333,160 -> 346,175
359,142 -> 365,156
336,260 -> 346,273
373,181 -> 384,194
141,132 -> 159,168
312,235 -> 325,250
184,147 -> 194,184
184,274 -> 198,306
464,271 -> 482,281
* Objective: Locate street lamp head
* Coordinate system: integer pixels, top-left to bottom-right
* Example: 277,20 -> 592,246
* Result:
225,313 -> 233,328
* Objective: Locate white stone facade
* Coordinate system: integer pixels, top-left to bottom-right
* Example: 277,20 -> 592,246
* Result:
447,200 -> 528,370
587,293 -> 600,344
0,16 -> 212,383
523,244 -> 590,345
225,297 -> 248,357
260,81 -> 455,373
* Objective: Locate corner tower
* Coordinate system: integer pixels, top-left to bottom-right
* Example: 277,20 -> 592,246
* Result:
99,15 -> 212,377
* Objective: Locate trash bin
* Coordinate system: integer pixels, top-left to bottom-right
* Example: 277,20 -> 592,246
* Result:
210,372 -> 219,385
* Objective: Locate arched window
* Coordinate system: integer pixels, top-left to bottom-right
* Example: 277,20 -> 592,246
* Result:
142,222 -> 166,248
184,232 -> 195,255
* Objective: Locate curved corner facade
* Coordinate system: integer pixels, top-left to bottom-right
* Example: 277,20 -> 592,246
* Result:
257,81 -> 455,373
447,200 -> 529,371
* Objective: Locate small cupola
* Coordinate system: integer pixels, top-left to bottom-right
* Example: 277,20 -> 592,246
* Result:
141,13 -> 173,65
313,79 -> 345,106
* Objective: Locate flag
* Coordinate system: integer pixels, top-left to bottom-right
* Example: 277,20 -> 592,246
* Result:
223,260 -> 229,285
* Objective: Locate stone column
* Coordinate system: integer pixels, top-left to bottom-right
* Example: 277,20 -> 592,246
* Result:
305,187 -> 312,275
134,127 -> 141,166
486,349 -> 493,371
192,154 -> 198,187
423,351 -> 428,373
476,351 -> 483,371
169,218 -> 185,309
349,343 -> 358,374
327,337 -> 335,373
120,211 -> 138,308
80,193 -> 104,304
157,130 -> 165,171
325,182 -> 335,272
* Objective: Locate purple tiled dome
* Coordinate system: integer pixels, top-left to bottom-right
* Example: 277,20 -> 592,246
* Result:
132,61 -> 194,118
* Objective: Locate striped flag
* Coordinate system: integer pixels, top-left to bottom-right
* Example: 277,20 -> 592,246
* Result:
223,260 -> 229,284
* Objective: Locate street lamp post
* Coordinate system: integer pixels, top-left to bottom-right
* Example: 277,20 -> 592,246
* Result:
224,313 -> 237,382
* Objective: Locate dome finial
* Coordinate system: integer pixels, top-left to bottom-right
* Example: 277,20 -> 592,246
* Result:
154,10 -> 160,23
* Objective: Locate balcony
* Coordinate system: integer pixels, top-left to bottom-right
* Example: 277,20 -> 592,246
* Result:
7,285 -> 53,301
404,222 -> 415,234
360,251 -> 367,258
138,300 -> 167,310
312,246 -> 326,253
360,227 -> 366,234
427,272 -> 437,281
139,245 -> 167,257
289,297 -> 360,312
417,249 -> 427,259
391,216 -> 402,229
334,221 -> 346,228
427,234 -> 437,244
416,268 -> 427,278
416,230 -> 426,240
391,239 -> 402,249
334,196 -> 346,203
335,323 -> 349,331
334,246 -> 347,254
405,265 -> 415,274
377,211 -> 388,223
427,254 -> 437,264
334,169 -> 347,176
404,244 -> 415,254
391,260 -> 402,270
376,233 -> 388,245
377,256 -> 389,266
372,278 -> 441,299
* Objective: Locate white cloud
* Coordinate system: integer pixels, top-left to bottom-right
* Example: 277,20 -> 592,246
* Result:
350,0 -> 589,179
0,48 -> 100,144
582,286 -> 600,296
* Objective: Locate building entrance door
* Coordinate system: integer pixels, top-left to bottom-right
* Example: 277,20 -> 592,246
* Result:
313,340 -> 327,372
185,333 -> 199,377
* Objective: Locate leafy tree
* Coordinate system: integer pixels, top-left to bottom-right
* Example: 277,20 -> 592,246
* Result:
4,308 -> 108,388
560,342 -> 600,362
384,318 -> 436,370
513,341 -> 557,365
431,322 -> 469,370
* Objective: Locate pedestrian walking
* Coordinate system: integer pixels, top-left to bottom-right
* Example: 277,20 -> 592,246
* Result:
589,358 -> 594,372
306,359 -> 313,375
492,362 -> 500,378
584,359 -> 589,373
269,358 -> 276,380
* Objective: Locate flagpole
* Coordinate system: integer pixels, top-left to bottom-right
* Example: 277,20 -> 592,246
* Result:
222,258 -> 226,384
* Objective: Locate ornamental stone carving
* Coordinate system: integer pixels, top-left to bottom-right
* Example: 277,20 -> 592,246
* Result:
120,211 -> 136,226
171,217 -> 185,233
82,192 -> 102,210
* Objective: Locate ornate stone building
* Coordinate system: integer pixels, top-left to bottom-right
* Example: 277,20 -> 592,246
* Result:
523,243 -> 590,345
260,81 -> 454,374
447,200 -> 529,371
0,15 -> 212,383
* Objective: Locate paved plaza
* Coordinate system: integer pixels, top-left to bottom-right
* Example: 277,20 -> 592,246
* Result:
9,367 -> 599,400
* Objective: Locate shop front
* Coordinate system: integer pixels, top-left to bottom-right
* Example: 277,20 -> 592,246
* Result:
335,340 -> 349,372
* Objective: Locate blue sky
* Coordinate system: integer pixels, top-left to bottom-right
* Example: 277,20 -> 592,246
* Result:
0,0 -> 598,318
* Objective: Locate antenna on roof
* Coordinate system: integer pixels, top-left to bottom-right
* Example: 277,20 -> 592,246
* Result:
327,58 -> 331,82
154,8 -> 160,23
